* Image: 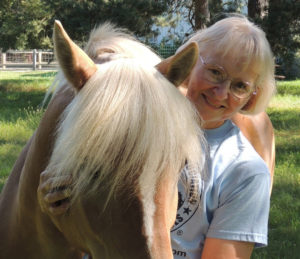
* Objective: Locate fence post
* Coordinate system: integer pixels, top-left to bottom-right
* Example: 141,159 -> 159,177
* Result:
33,49 -> 37,70
1,53 -> 6,69
38,50 -> 42,69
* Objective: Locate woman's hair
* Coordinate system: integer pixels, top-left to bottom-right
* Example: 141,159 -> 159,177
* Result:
179,15 -> 276,114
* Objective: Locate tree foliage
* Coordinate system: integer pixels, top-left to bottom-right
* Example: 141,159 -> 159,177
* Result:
0,0 -> 53,51
0,0 -> 299,78
0,0 -> 167,50
261,0 -> 300,78
248,0 -> 268,19
165,0 -> 300,79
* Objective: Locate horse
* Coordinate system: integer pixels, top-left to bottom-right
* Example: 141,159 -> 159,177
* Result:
0,21 -> 204,259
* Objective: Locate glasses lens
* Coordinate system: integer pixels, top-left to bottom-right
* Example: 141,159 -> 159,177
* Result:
203,65 -> 227,83
199,56 -> 255,99
231,80 -> 254,98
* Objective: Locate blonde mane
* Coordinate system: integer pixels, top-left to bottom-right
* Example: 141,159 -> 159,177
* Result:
44,23 -> 161,103
46,58 -> 203,205
84,23 -> 161,66
46,23 -> 204,208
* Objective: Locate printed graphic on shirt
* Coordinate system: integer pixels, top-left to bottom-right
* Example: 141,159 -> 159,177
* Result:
171,166 -> 202,232
173,248 -> 187,257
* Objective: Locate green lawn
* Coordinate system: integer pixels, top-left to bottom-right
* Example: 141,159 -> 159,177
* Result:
252,80 -> 300,259
0,71 -> 299,258
0,71 -> 55,186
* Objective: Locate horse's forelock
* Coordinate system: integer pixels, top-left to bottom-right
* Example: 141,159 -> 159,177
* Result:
84,22 -> 161,66
46,57 -> 204,209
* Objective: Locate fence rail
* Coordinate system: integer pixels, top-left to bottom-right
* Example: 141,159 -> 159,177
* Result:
0,50 -> 58,70
0,45 -> 178,71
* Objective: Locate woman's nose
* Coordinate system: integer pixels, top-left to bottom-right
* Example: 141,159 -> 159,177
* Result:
212,80 -> 231,100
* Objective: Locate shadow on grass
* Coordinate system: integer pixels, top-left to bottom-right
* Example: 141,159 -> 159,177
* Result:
252,178 -> 300,259
269,109 -> 300,166
252,166 -> 300,259
0,141 -> 25,193
276,84 -> 300,96
252,108 -> 300,258
0,90 -> 45,123
0,141 -> 25,164
21,71 -> 57,78
268,109 -> 300,131
0,80 -> 50,92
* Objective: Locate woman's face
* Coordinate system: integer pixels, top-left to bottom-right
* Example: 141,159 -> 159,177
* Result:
186,50 -> 258,129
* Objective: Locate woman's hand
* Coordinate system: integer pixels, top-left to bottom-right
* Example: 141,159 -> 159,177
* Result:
37,170 -> 73,216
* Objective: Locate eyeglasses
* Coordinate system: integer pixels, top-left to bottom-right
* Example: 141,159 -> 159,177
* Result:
199,55 -> 256,99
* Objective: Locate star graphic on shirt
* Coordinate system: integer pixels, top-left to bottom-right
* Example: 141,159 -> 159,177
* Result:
183,207 -> 191,215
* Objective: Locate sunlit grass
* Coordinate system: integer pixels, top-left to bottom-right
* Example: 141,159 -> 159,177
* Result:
252,81 -> 300,259
0,71 -> 56,92
269,95 -> 300,110
0,71 -> 54,186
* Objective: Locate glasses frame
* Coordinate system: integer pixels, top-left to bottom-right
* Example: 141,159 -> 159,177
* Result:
199,55 -> 257,99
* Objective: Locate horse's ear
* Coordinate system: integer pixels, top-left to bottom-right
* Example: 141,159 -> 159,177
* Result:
156,42 -> 199,87
54,20 -> 97,90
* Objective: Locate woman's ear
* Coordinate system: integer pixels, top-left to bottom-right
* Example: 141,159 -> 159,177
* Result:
241,88 -> 259,113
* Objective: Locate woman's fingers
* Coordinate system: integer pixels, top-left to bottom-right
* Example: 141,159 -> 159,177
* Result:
39,171 -> 72,192
37,171 -> 73,216
44,187 -> 72,203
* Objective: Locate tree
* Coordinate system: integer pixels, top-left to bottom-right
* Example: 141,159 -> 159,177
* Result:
248,0 -> 268,20
194,0 -> 210,29
164,1 -> 248,31
0,0 -> 167,50
261,0 -> 300,79
46,0 -> 167,43
0,0 -> 53,51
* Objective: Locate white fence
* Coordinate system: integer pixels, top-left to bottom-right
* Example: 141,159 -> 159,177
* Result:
0,50 -> 58,70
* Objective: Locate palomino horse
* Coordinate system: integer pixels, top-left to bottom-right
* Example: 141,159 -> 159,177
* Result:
0,21 -> 204,258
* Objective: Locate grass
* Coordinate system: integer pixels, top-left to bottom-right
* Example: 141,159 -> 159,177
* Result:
0,71 -> 55,187
0,72 -> 299,258
251,81 -> 300,259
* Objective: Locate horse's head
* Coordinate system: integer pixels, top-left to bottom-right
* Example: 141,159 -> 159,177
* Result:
45,21 -> 204,258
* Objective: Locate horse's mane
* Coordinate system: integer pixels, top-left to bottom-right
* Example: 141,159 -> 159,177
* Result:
46,23 -> 205,208
47,58 -> 203,204
84,23 -> 161,66
44,23 -> 161,103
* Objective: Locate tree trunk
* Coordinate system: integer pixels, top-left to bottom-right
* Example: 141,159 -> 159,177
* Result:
194,0 -> 210,30
248,0 -> 269,19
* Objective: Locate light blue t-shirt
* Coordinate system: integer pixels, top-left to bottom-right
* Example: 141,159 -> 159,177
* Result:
171,120 -> 270,259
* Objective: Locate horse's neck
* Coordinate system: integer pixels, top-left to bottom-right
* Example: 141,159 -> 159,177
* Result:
0,85 -> 77,258
18,86 -> 74,212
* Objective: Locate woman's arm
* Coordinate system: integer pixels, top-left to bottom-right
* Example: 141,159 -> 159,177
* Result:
202,238 -> 254,259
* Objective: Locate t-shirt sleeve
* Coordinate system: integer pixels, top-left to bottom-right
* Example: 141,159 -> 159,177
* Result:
206,161 -> 271,247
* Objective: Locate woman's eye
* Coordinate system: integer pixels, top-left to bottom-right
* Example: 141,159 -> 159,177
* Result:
233,82 -> 248,92
209,68 -> 221,76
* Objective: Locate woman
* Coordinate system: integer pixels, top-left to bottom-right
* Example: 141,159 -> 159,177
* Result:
38,15 -> 275,258
171,15 -> 275,258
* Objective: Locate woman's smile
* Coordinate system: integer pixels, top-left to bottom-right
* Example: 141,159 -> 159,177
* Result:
202,94 -> 226,109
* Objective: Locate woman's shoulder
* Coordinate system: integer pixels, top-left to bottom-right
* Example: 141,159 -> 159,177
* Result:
206,120 -> 270,181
